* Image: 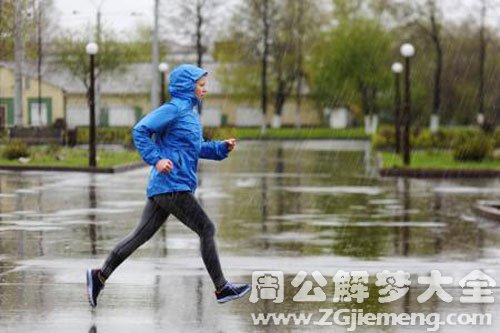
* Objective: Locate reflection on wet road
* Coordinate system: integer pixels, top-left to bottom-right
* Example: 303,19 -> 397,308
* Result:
0,140 -> 499,332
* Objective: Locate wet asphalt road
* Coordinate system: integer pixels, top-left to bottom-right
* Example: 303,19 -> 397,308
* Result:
0,140 -> 499,332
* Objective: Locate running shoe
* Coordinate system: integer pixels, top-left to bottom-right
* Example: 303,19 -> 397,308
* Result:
215,282 -> 251,304
86,268 -> 105,307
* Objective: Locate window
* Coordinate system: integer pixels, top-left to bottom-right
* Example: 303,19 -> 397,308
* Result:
29,99 -> 51,126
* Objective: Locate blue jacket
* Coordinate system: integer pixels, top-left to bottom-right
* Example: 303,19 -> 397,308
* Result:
132,64 -> 229,197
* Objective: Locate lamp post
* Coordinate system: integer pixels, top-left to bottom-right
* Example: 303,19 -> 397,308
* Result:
400,43 -> 415,166
391,62 -> 403,154
158,62 -> 169,105
86,42 -> 98,168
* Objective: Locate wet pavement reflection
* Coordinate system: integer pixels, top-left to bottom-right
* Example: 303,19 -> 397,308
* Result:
0,140 -> 499,332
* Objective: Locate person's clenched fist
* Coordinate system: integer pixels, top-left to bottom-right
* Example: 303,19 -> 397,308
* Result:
224,138 -> 237,152
155,159 -> 173,173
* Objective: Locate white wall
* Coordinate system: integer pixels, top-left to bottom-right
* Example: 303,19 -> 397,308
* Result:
108,106 -> 136,126
236,107 -> 263,127
201,107 -> 221,127
67,105 -> 89,128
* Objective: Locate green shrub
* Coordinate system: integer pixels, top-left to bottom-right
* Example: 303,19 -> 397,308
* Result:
413,130 -> 433,149
493,129 -> 500,147
76,127 -> 132,145
372,127 -> 395,149
453,134 -> 493,162
372,127 -> 486,150
2,140 -> 31,160
432,129 -> 452,149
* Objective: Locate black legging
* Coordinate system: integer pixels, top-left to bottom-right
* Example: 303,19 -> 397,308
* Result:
100,192 -> 228,290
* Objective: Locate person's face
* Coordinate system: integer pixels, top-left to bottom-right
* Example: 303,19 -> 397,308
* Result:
195,76 -> 207,99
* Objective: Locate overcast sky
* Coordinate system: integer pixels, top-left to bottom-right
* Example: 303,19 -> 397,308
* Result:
53,0 -> 500,38
53,0 -> 240,39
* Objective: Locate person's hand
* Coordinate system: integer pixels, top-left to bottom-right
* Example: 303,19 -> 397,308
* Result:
224,138 -> 237,152
155,159 -> 173,173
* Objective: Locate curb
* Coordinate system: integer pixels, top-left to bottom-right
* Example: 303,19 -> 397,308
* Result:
379,168 -> 500,178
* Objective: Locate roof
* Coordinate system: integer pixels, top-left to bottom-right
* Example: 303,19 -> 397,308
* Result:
0,59 -> 309,96
0,61 -> 153,95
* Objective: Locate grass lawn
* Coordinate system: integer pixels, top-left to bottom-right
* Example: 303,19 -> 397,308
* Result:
380,150 -> 500,170
0,146 -> 142,168
206,127 -> 370,140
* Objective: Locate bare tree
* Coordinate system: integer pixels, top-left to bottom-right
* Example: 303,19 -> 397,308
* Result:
272,0 -> 318,128
478,0 -> 488,130
162,0 -> 221,68
217,0 -> 323,129
194,0 -> 205,68
382,0 -> 444,132
35,0 -> 43,125
472,0 -> 499,132
259,0 -> 270,132
161,0 -> 221,115
14,0 -> 23,126
417,0 -> 444,133
294,0 -> 304,129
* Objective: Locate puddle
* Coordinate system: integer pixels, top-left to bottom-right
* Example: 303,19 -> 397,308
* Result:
279,186 -> 383,195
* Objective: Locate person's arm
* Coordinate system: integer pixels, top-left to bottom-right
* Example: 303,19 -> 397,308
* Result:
199,138 -> 235,161
132,105 -> 177,166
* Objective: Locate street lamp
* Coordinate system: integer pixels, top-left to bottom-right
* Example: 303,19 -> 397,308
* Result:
400,43 -> 415,166
86,42 -> 98,168
158,62 -> 169,105
392,62 -> 403,154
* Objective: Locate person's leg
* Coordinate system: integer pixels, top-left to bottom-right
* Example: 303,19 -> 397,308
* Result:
100,197 -> 170,280
152,192 -> 228,291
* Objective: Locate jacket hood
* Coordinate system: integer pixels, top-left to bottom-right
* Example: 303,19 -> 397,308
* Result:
168,64 -> 207,106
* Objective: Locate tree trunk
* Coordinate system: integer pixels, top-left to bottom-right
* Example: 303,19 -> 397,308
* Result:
196,0 -> 204,68
478,0 -> 491,132
261,0 -> 269,133
151,0 -> 160,109
370,87 -> 378,133
360,81 -> 371,133
428,0 -> 442,133
273,79 -> 286,128
14,0 -> 23,126
195,0 -> 204,115
37,0 -> 43,126
294,0 -> 304,129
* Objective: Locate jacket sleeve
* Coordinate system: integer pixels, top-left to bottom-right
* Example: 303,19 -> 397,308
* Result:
199,140 -> 230,161
132,105 -> 177,166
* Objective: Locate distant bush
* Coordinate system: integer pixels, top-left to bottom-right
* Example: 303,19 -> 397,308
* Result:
453,133 -> 493,162
204,127 -> 370,140
76,127 -> 133,146
372,127 -> 495,150
44,144 -> 62,156
2,140 -> 30,160
372,127 -> 395,149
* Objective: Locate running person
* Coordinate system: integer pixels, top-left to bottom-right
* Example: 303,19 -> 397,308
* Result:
86,64 -> 251,307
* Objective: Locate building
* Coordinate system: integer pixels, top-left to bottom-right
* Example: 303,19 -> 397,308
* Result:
0,61 -> 151,129
0,62 -> 65,127
0,60 -> 324,129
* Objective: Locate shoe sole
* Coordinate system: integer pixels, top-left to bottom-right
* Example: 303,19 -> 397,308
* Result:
217,285 -> 251,304
86,269 -> 97,308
